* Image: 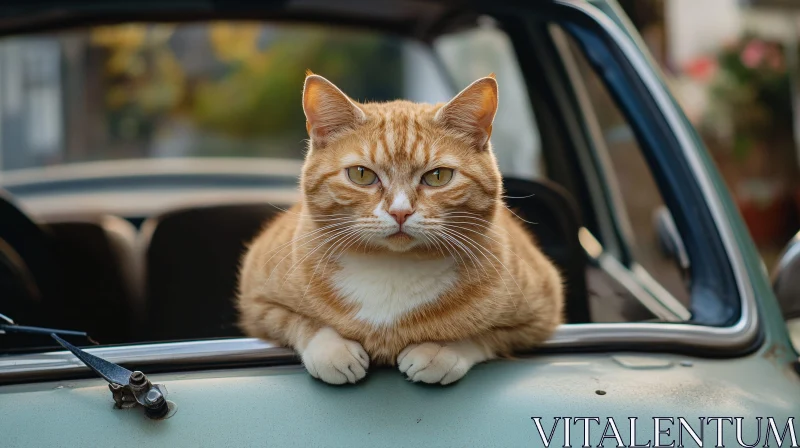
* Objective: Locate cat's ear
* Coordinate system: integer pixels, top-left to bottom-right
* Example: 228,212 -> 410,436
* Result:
302,73 -> 366,147
435,75 -> 498,149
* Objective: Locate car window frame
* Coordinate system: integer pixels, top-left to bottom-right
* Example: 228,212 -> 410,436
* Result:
547,25 -> 692,320
537,1 -> 757,332
0,0 -> 763,385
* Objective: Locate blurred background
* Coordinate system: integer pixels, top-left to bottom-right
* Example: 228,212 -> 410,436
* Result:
0,0 -> 798,273
618,0 -> 800,268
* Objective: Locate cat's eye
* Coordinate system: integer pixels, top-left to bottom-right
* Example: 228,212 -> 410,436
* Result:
421,168 -> 454,187
346,166 -> 379,186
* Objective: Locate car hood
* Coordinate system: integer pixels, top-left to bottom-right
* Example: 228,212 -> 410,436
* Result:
1,352 -> 797,447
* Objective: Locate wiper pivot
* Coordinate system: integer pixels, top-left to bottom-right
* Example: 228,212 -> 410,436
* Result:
51,334 -> 174,420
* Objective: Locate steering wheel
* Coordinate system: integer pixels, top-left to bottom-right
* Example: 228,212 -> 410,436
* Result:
0,190 -> 61,326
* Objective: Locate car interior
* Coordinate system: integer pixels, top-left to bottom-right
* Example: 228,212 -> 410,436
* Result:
0,2 -> 686,352
0,171 -> 660,351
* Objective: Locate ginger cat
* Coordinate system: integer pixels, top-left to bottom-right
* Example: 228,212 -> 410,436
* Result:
237,73 -> 563,385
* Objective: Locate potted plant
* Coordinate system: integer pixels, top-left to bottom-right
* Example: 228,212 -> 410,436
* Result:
687,36 -> 798,247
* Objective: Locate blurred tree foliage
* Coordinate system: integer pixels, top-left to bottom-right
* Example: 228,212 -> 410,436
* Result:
706,36 -> 792,160
89,22 -> 404,156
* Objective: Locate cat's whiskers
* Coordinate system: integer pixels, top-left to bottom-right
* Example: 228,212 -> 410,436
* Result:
420,233 -> 446,259
438,228 -> 509,303
438,226 -> 513,294
426,232 -> 461,270
438,212 -> 511,237
297,228 -> 363,307
501,193 -> 536,200
265,225 -> 356,287
439,226 -> 525,303
428,230 -> 474,283
437,221 -> 539,278
436,223 -> 509,251
430,218 -> 507,239
280,227 -> 362,286
259,220 -> 357,284
431,229 -> 482,282
503,206 -> 538,225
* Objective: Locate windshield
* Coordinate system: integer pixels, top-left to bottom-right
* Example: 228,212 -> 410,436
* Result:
0,22 -> 545,178
0,16 -> 719,361
0,23 -> 455,169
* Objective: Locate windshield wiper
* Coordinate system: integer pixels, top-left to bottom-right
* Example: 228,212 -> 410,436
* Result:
51,334 -> 175,420
0,312 -> 97,344
2,313 -> 174,419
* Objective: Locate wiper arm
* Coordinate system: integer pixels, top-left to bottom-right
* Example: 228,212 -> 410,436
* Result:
0,323 -> 97,343
1,313 -> 174,420
0,312 -> 97,344
51,334 -> 175,420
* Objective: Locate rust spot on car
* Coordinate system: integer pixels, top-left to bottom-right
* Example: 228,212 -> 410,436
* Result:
762,343 -> 787,366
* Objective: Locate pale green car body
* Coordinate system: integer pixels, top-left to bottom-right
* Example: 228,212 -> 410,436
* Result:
0,1 -> 798,447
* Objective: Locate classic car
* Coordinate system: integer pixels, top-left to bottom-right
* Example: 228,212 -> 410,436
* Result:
1,0 -> 799,446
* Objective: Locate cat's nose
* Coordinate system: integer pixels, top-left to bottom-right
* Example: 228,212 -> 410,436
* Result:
390,209 -> 415,226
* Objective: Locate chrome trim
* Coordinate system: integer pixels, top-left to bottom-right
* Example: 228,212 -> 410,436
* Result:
0,339 -> 294,384
772,230 -> 800,282
0,1 -> 760,384
771,230 -> 800,320
0,157 -> 304,187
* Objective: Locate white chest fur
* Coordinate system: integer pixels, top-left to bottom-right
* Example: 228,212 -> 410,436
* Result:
331,253 -> 459,326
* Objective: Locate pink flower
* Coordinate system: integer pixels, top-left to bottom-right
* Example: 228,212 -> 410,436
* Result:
684,57 -> 717,82
741,40 -> 766,68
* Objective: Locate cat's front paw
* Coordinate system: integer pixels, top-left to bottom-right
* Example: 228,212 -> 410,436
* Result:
301,327 -> 369,385
397,342 -> 480,385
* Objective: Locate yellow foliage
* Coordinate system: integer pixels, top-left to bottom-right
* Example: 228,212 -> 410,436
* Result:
106,85 -> 131,110
209,22 -> 263,62
91,24 -> 147,48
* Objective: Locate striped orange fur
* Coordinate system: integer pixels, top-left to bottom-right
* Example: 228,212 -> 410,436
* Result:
237,73 -> 563,385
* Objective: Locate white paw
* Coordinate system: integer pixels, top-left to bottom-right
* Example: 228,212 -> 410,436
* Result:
397,341 -> 484,385
301,327 -> 369,385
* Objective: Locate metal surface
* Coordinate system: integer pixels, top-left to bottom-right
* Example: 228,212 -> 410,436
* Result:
0,2 -> 793,447
52,334 -> 171,419
52,334 -> 133,386
0,338 -> 294,384
772,231 -> 800,320
0,325 -> 90,339
1,352 -> 798,447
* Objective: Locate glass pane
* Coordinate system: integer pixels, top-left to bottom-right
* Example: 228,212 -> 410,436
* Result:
434,19 -> 543,180
0,23 -> 452,171
564,33 -> 690,306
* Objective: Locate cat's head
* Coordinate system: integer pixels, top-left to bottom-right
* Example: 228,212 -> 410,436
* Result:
299,72 -> 502,254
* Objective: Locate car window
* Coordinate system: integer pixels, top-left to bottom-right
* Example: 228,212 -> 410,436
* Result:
0,21 -> 546,181
0,23 -> 453,171
559,30 -> 690,307
434,19 -> 543,180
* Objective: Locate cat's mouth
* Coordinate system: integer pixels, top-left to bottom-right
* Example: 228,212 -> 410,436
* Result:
387,231 -> 413,240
